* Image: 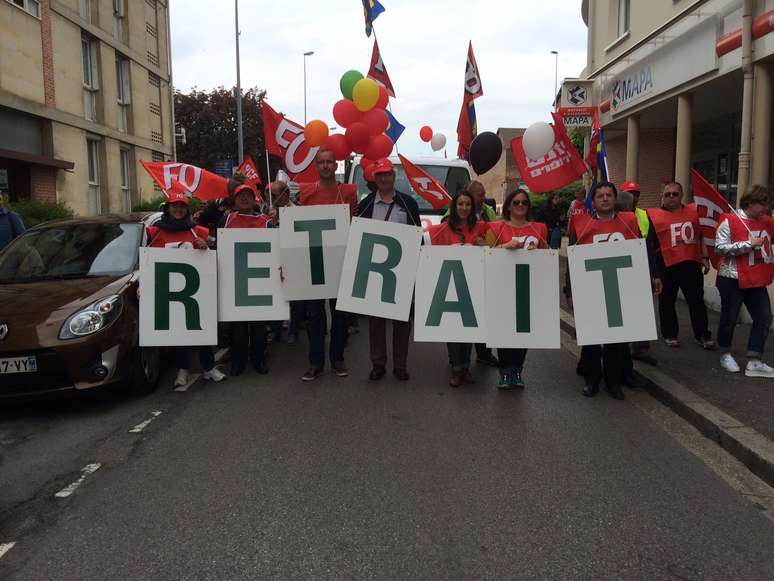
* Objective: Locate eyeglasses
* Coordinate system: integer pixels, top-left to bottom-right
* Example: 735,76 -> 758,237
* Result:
663,191 -> 681,198
511,200 -> 530,206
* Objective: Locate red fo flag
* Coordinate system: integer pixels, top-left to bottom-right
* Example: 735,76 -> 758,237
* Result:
510,113 -> 586,193
398,154 -> 451,210
692,168 -> 732,269
238,155 -> 261,186
261,101 -> 319,183
367,38 -> 395,97
140,161 -> 228,201
456,41 -> 483,159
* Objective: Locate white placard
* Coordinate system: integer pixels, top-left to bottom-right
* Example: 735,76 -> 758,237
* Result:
414,245 -> 486,343
139,247 -> 218,347
217,228 -> 289,322
336,218 -> 422,321
568,239 -> 657,345
279,204 -> 350,300
484,248 -> 560,349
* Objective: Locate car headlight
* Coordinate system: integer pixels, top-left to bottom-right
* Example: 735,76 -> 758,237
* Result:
59,295 -> 123,340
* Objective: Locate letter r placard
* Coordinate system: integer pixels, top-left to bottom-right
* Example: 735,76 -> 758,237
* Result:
567,239 -> 657,345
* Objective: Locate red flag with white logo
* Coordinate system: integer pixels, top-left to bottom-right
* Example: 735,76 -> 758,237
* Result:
398,154 -> 451,210
367,38 -> 395,97
238,155 -> 261,186
692,168 -> 733,270
261,101 -> 320,183
140,161 -> 228,201
456,41 -> 483,159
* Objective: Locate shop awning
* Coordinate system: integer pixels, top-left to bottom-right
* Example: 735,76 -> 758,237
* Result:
0,148 -> 74,170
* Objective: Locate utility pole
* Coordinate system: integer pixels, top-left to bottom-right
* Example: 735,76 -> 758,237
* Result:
235,0 -> 244,165
303,51 -> 314,124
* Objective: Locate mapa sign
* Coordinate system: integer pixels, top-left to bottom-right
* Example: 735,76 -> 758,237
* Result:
611,65 -> 654,113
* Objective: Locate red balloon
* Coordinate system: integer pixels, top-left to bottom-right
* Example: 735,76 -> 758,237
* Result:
360,156 -> 374,169
333,99 -> 362,128
364,134 -> 394,160
362,108 -> 389,135
419,125 -> 433,142
346,122 -> 371,153
376,85 -> 389,109
326,133 -> 351,161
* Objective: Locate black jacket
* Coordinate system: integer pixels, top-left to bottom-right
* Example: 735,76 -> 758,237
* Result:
355,190 -> 421,227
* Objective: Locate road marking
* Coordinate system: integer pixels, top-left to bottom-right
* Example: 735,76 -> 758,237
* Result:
174,373 -> 200,392
128,410 -> 163,433
0,543 -> 15,560
54,463 -> 102,498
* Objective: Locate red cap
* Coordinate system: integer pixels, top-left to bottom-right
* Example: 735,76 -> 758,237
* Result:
165,192 -> 190,206
364,163 -> 376,182
372,158 -> 394,175
619,181 -> 640,193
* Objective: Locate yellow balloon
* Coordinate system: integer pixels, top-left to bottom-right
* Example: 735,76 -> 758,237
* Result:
352,78 -> 380,112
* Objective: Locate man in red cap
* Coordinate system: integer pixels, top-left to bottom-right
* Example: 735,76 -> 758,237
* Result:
355,158 -> 421,381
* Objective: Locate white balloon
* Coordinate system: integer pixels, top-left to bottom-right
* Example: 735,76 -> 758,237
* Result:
522,122 -> 556,160
430,133 -> 447,152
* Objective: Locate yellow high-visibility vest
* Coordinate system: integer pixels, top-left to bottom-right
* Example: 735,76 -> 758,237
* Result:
635,207 -> 649,237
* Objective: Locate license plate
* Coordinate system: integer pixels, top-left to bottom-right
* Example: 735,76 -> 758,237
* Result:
0,356 -> 37,374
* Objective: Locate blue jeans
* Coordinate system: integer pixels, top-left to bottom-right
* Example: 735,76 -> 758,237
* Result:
447,343 -> 472,371
230,321 -> 267,367
288,300 -> 303,337
548,226 -> 562,249
497,348 -> 527,371
304,299 -> 347,368
717,276 -> 772,357
175,347 -> 215,372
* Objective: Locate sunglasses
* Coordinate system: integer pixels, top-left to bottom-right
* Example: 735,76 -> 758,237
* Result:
663,191 -> 681,197
511,200 -> 530,206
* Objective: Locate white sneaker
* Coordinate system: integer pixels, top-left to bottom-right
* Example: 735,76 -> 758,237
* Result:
719,354 -> 740,373
744,360 -> 774,378
174,369 -> 189,387
203,367 -> 226,382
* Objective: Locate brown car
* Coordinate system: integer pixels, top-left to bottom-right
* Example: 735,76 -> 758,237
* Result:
0,213 -> 163,399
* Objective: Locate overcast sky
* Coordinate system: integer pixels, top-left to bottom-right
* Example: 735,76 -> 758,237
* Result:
170,0 -> 588,157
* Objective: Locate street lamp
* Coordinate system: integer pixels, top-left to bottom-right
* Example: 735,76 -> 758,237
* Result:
303,51 -> 314,124
551,50 -> 559,108
235,0 -> 244,164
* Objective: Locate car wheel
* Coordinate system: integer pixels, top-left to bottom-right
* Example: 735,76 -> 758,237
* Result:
127,347 -> 161,396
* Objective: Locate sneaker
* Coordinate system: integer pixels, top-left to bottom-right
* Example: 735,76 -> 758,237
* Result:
664,338 -> 680,348
744,360 -> 774,378
720,353 -> 741,373
302,367 -> 323,381
497,372 -> 513,390
461,368 -> 475,384
511,369 -> 525,388
174,369 -> 189,387
449,372 -> 462,387
333,362 -> 349,377
203,367 -> 226,382
700,339 -> 717,351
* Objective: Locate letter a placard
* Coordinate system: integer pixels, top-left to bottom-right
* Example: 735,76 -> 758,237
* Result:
336,217 -> 422,321
279,204 -> 350,300
139,247 -> 218,346
567,239 -> 657,345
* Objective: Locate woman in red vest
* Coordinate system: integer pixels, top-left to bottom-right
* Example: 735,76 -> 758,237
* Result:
428,190 -> 491,387
489,189 -> 548,390
146,193 -> 226,387
715,185 -> 774,377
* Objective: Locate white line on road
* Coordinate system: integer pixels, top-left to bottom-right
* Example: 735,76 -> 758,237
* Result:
0,543 -> 15,560
128,410 -> 163,433
174,373 -> 200,392
54,463 -> 102,498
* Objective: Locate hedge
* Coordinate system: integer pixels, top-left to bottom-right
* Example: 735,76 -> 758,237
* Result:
8,199 -> 75,228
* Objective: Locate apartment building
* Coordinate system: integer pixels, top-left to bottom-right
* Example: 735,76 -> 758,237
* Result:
0,0 -> 174,215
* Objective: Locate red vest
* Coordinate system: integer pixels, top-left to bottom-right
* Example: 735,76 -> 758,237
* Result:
724,213 -> 774,289
298,182 -> 357,215
146,225 -> 209,248
489,221 -> 549,249
223,212 -> 270,229
574,212 -> 640,245
647,204 -> 703,267
567,199 -> 588,236
429,221 -> 490,246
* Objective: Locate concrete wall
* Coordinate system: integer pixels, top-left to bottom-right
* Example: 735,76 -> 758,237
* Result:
0,3 -> 45,104
50,12 -> 85,117
52,123 -> 89,214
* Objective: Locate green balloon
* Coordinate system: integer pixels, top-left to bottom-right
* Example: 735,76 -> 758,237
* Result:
340,70 -> 364,100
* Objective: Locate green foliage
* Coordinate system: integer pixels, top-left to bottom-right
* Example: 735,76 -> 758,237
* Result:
9,199 -> 75,228
569,128 -> 584,156
132,196 -> 202,214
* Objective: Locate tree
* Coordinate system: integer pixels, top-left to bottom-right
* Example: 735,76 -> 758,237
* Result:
569,127 -> 585,157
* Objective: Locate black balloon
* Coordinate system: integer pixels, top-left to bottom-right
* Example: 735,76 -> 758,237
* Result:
469,131 -> 502,175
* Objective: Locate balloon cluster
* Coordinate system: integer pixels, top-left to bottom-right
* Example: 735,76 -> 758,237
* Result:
303,69 -> 394,167
419,125 -> 446,152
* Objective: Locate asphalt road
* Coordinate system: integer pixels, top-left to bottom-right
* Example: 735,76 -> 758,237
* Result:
1,325 -> 773,580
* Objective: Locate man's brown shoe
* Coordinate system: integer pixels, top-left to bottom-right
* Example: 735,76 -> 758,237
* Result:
393,368 -> 410,381
301,367 -> 323,382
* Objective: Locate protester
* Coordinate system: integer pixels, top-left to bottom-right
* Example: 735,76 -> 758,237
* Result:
715,185 -> 774,377
355,158 -> 420,381
489,189 -> 548,389
565,182 -> 662,400
219,183 -> 272,376
0,192 -> 25,251
646,182 -> 715,350
146,192 -> 226,386
428,190 -> 490,386
567,187 -> 588,236
539,193 -> 564,249
296,148 -> 357,381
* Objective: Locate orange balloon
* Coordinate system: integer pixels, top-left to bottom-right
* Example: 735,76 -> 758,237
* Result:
304,120 -> 329,147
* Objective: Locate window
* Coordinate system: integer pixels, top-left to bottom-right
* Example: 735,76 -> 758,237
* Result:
79,0 -> 90,20
618,0 -> 630,37
82,34 -> 99,121
115,54 -> 131,132
87,139 -> 101,214
119,147 -> 131,212
9,0 -> 40,17
113,0 -> 126,42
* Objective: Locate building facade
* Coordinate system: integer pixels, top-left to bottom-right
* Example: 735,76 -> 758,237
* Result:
0,0 -> 174,215
474,128 -> 525,206
579,0 -> 774,208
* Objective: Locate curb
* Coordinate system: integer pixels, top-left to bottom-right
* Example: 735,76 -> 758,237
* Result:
558,308 -> 774,489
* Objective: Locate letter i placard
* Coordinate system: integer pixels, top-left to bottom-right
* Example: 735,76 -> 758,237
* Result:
567,239 -> 657,345
139,247 -> 218,346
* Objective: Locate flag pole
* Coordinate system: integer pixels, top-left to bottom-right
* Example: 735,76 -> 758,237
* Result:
371,27 -> 400,157
234,0 -> 244,165
265,148 -> 273,207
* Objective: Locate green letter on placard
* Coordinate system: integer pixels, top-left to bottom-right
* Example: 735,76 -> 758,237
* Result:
584,255 -> 633,327
234,242 -> 272,307
515,264 -> 530,333
154,262 -> 202,330
425,260 -> 478,327
294,219 -> 337,285
352,233 -> 402,303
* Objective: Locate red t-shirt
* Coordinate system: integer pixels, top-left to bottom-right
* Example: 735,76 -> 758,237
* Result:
146,225 -> 209,248
428,221 -> 490,246
489,221 -> 549,249
297,182 -> 357,216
